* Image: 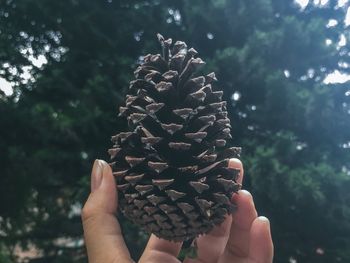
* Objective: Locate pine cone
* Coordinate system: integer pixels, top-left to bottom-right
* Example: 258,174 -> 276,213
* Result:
108,34 -> 241,242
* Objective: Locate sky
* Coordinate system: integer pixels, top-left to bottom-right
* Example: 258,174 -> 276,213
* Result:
0,55 -> 47,96
295,0 -> 348,9
0,78 -> 13,96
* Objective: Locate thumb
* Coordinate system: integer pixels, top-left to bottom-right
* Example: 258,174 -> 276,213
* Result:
81,159 -> 133,263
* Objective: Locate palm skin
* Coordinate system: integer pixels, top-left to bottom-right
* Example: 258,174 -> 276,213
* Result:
82,159 -> 273,263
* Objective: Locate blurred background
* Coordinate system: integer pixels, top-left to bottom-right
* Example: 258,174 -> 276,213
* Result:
1,0 -> 350,262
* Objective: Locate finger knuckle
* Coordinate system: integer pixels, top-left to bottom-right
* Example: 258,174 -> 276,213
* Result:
81,203 -> 95,221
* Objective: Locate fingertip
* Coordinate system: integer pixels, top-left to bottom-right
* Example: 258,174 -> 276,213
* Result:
99,159 -> 116,187
84,159 -> 118,216
231,189 -> 253,204
91,159 -> 114,192
231,190 -> 257,230
249,216 -> 274,262
254,216 -> 272,242
239,189 -> 252,197
228,158 -> 242,169
99,159 -> 113,173
91,159 -> 103,192
228,158 -> 244,184
257,216 -> 270,225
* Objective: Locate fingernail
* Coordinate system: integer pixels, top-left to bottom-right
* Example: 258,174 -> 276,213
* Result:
228,158 -> 243,183
91,159 -> 103,192
240,189 -> 252,197
258,216 -> 270,225
101,160 -> 112,179
228,158 -> 242,169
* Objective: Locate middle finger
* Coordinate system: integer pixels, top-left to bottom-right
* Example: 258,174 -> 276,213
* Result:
184,158 -> 244,263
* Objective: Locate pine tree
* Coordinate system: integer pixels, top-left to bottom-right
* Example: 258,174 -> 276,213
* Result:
1,0 -> 349,262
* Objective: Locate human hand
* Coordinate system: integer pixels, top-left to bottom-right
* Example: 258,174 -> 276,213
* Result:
81,159 -> 273,263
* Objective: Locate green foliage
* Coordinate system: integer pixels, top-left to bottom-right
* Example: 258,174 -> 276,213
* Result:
1,0 -> 349,262
0,242 -> 12,263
